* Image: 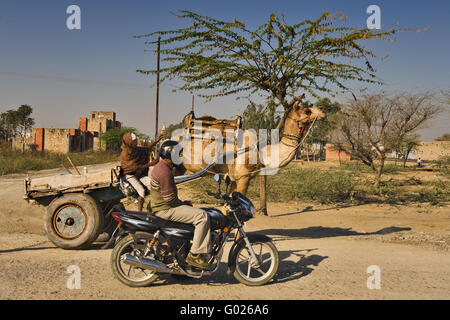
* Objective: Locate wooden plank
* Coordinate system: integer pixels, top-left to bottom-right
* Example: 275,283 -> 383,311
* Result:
29,169 -> 113,192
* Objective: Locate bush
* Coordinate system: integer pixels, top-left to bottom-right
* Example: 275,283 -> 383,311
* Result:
249,168 -> 359,204
434,156 -> 450,177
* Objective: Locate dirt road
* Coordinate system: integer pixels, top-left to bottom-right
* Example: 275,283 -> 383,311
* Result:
0,164 -> 449,300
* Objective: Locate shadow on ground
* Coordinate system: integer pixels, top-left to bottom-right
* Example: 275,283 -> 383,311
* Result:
258,226 -> 411,242
148,247 -> 327,287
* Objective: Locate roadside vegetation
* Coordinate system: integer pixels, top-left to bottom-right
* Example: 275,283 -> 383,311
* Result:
0,148 -> 119,175
186,161 -> 449,207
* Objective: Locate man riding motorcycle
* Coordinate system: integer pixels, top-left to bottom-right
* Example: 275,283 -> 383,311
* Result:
149,140 -> 212,270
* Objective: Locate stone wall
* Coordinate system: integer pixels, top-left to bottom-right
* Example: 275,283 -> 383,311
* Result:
414,141 -> 450,160
44,129 -> 71,153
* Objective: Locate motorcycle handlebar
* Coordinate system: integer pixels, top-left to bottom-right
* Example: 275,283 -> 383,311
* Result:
207,191 -> 231,201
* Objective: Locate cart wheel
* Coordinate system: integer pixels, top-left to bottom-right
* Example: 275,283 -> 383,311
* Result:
45,193 -> 104,250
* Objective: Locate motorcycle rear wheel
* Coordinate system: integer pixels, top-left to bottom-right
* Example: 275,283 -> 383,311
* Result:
110,232 -> 159,287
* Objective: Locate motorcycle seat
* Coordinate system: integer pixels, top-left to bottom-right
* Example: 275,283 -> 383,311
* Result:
121,210 -> 194,231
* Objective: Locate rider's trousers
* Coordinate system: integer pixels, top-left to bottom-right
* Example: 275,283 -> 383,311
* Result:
154,205 -> 211,254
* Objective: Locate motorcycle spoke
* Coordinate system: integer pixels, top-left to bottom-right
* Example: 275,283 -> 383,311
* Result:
247,261 -> 252,278
237,258 -> 250,268
254,267 -> 266,276
262,257 -> 273,265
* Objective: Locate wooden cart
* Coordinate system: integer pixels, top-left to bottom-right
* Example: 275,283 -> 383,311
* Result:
24,166 -> 125,250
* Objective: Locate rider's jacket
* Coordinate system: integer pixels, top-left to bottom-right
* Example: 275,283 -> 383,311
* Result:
150,160 -> 183,212
120,133 -> 157,176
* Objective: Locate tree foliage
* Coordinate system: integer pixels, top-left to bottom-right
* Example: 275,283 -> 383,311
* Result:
162,121 -> 184,140
397,134 -> 421,167
100,127 -> 148,151
136,10 -> 407,110
0,105 -> 34,152
304,97 -> 342,143
242,99 -> 281,132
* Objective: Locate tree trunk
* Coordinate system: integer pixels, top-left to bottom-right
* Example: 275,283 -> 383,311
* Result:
258,174 -> 268,216
403,149 -> 411,168
375,158 -> 385,192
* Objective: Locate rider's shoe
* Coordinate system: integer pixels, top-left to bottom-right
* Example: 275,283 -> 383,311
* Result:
96,232 -> 111,242
186,252 -> 211,270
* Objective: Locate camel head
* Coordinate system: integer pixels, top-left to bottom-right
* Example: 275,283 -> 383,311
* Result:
286,97 -> 326,126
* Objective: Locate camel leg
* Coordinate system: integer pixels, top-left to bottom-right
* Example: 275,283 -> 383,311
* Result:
235,177 -> 250,195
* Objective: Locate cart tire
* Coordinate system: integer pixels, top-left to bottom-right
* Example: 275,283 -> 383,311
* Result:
45,193 -> 104,250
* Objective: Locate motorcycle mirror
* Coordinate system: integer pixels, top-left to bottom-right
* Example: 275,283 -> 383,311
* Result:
224,175 -> 231,194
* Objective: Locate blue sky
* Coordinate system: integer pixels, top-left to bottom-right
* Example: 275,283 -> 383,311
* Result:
0,0 -> 449,139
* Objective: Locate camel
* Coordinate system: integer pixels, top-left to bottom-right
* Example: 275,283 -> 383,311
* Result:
175,97 -> 325,196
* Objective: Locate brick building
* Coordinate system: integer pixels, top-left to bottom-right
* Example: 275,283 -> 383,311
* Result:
325,143 -> 352,161
13,111 -> 121,153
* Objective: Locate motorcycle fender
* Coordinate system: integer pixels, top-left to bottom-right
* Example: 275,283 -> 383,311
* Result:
227,233 -> 273,274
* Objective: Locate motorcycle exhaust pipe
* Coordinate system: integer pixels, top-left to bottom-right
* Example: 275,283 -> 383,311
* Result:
122,254 -> 182,275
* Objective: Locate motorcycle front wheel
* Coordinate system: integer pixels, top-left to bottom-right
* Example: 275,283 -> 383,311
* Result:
110,232 -> 159,287
231,239 -> 279,286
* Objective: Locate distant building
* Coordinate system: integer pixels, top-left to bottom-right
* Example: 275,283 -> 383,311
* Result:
12,111 -> 121,153
407,141 -> 450,160
325,143 -> 352,161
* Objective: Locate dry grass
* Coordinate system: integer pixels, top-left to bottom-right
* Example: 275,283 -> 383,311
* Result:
0,149 -> 120,175
183,160 -> 449,206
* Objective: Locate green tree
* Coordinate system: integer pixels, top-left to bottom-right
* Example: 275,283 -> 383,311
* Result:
0,105 -> 34,152
397,135 -> 421,167
301,97 -> 342,160
16,105 -> 35,153
162,121 -> 184,140
242,99 -> 281,133
0,109 -> 19,140
136,11 -> 406,112
100,127 -> 147,151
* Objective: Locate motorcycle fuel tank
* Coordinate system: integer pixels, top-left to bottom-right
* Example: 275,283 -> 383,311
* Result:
204,207 -> 229,230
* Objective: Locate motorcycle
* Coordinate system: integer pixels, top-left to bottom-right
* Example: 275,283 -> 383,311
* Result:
109,174 -> 279,287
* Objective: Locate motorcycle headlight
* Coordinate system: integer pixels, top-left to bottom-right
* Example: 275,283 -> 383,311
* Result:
245,203 -> 255,218
232,192 -> 255,221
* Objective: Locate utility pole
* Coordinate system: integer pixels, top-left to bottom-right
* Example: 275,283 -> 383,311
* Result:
155,36 -> 161,140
